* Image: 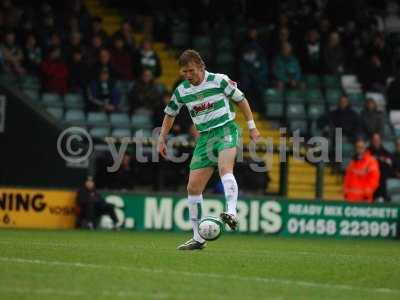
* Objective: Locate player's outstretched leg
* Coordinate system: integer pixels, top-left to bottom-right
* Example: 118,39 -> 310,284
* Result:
220,173 -> 239,230
177,194 -> 206,250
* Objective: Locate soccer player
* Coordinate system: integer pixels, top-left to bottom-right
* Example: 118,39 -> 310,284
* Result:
158,50 -> 260,250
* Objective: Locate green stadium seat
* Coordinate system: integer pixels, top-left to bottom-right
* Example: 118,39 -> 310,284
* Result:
193,36 -> 211,49
42,93 -> 63,108
215,52 -> 234,75
171,32 -> 189,48
289,119 -> 308,134
64,93 -> 85,109
264,88 -> 283,102
64,109 -> 86,125
23,89 -> 40,101
387,33 -> 400,47
215,52 -> 234,65
116,81 -> 132,94
309,120 -> 322,136
285,90 -> 304,103
287,103 -> 306,118
322,75 -> 341,88
112,128 -> 132,138
46,107 -> 63,120
87,112 -> 109,126
308,104 -> 325,120
387,178 -> 400,203
341,142 -> 353,158
215,37 -> 233,51
90,127 -> 110,139
385,123 -> 395,138
131,114 -> 152,130
383,141 -> 395,153
304,74 -> 321,88
21,76 -> 40,90
110,112 -> 131,128
134,128 -> 152,137
347,92 -> 365,104
305,89 -> 324,104
351,103 -> 363,114
325,88 -> 343,106
265,102 -> 284,118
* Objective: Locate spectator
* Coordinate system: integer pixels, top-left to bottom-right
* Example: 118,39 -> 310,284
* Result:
299,29 -> 322,74
45,32 -> 63,56
23,33 -> 42,75
1,0 -> 20,29
66,17 -> 81,36
242,27 -> 264,55
39,14 -> 56,44
86,34 -> 104,67
138,39 -> 161,78
65,31 -> 86,61
92,48 -> 116,80
273,42 -> 302,90
0,30 -> 25,75
360,98 -> 384,137
318,17 -> 332,46
323,32 -> 345,74
76,176 -> 118,229
87,69 -> 120,112
89,16 -> 108,43
368,133 -> 394,202
369,33 -> 391,69
344,138 -> 380,202
128,68 -> 162,113
239,46 -> 268,112
387,70 -> 400,110
110,35 -> 134,80
384,1 -> 400,34
68,49 -> 89,92
328,95 -> 360,141
271,25 -> 293,55
392,139 -> 400,178
359,55 -> 388,92
117,20 -> 136,53
40,47 -> 69,94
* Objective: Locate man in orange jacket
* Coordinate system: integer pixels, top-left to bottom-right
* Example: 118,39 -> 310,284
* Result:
344,139 -> 380,202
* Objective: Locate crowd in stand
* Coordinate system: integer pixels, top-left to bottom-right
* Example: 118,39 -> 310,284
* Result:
2,0 -> 400,198
0,0 -> 164,116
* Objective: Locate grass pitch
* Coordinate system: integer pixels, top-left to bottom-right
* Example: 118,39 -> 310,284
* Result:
0,229 -> 399,300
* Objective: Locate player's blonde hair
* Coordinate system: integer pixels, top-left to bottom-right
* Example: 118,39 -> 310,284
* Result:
178,49 -> 205,69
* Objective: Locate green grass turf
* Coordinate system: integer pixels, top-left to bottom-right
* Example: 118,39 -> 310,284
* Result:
0,229 -> 399,300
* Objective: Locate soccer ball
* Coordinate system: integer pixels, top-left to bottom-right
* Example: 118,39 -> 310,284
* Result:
198,217 -> 223,241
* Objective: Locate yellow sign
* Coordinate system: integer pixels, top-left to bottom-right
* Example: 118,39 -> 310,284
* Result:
0,188 -> 77,229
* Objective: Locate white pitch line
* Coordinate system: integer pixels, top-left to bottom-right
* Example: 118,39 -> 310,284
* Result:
0,286 -> 171,299
0,240 -> 398,265
0,256 -> 399,296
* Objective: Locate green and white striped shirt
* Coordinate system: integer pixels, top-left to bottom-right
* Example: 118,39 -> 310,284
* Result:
164,71 -> 245,132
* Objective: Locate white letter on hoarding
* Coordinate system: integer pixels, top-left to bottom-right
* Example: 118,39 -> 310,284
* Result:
260,201 -> 282,233
236,201 -> 249,232
250,201 -> 260,232
144,197 -> 172,229
174,198 -> 192,231
202,199 -> 224,217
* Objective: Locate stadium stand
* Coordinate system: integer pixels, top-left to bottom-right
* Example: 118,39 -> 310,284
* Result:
2,0 -> 400,201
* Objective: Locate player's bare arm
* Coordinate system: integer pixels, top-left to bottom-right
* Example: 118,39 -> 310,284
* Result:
237,98 -> 261,141
158,114 -> 175,158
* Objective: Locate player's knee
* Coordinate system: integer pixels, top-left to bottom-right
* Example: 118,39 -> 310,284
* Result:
187,182 -> 202,195
219,167 -> 233,177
